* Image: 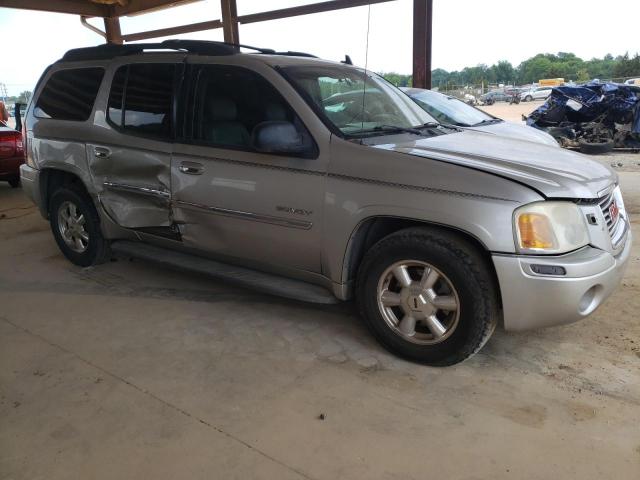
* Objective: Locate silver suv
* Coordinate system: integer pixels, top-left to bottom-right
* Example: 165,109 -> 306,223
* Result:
20,41 -> 631,365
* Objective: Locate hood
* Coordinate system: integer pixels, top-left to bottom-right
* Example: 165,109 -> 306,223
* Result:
473,121 -> 560,147
373,130 -> 616,199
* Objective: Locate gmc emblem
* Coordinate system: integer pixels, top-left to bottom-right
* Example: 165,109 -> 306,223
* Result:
609,200 -> 619,225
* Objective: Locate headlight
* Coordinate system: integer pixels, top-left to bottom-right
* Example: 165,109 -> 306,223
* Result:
514,201 -> 589,254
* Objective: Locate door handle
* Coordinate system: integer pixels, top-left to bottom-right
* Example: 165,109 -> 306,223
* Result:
178,162 -> 204,175
94,146 -> 111,159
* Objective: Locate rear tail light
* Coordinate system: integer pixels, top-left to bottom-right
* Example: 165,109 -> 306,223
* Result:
0,131 -> 20,158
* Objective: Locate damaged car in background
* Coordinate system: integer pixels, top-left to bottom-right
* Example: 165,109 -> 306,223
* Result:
526,81 -> 640,154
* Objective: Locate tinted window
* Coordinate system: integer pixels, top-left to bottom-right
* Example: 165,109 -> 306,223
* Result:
191,65 -> 314,152
35,68 -> 104,121
108,63 -> 175,138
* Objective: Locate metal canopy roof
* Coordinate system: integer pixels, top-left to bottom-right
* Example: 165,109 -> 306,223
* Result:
0,0 -> 199,17
0,0 -> 433,88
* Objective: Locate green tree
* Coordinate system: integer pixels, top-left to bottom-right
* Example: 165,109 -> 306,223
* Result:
491,60 -> 515,84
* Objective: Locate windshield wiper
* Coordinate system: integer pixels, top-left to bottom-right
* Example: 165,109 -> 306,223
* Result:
472,118 -> 502,126
374,125 -> 426,136
418,121 -> 461,131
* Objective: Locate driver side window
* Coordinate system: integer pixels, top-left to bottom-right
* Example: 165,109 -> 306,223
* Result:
190,65 -> 313,154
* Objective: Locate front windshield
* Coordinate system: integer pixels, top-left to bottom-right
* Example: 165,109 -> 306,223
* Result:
410,90 -> 495,127
283,65 -> 436,136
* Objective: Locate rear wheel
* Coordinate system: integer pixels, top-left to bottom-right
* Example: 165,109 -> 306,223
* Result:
525,95 -> 533,102
356,227 -> 499,366
8,176 -> 20,188
49,186 -> 111,267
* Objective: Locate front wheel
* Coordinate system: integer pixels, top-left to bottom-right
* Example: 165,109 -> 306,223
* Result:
356,227 -> 499,366
8,176 -> 20,188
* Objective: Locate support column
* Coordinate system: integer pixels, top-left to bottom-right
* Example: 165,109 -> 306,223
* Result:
104,17 -> 123,44
220,0 -> 239,44
412,0 -> 432,89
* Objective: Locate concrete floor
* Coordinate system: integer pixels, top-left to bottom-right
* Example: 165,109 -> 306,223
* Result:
1,158 -> 639,480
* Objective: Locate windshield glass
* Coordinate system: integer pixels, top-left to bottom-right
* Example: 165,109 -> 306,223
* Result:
409,90 -> 495,127
282,65 -> 436,136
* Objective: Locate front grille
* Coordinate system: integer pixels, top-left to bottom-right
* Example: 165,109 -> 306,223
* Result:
599,191 -> 619,236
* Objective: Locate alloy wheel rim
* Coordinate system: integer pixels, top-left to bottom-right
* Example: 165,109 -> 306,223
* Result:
57,200 -> 89,253
376,260 -> 460,345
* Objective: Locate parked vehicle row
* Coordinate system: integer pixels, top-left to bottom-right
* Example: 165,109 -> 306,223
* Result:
520,86 -> 553,102
20,41 -> 631,365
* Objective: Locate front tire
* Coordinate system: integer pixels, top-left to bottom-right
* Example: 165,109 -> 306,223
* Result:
8,176 -> 20,188
356,227 -> 499,366
49,186 -> 111,267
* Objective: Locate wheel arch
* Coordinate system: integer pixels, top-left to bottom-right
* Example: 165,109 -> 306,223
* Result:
39,167 -> 92,219
341,216 -> 502,306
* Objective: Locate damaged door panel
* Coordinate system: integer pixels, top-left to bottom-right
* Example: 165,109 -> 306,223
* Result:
88,142 -> 172,227
88,61 -> 181,228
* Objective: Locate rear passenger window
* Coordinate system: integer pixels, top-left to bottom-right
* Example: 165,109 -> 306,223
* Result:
35,68 -> 104,121
108,63 -> 175,138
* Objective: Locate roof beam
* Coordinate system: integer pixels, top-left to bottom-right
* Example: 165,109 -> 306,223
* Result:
0,0 -> 108,17
237,0 -> 394,25
121,18 -> 223,42
220,0 -> 239,44
113,0 -> 200,17
412,0 -> 432,89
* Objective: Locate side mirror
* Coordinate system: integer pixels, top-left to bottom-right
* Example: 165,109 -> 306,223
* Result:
252,121 -> 307,155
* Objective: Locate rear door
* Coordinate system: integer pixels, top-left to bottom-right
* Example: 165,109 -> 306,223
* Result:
88,58 -> 183,229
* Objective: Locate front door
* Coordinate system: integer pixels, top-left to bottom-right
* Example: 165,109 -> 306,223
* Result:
89,60 -> 182,229
171,64 -> 325,273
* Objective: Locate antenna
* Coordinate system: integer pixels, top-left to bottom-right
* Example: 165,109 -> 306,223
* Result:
360,3 -> 372,133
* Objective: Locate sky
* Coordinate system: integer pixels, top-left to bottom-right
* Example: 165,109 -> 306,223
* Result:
0,0 -> 639,96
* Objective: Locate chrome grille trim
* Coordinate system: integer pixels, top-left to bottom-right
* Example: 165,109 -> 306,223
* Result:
598,190 -> 619,237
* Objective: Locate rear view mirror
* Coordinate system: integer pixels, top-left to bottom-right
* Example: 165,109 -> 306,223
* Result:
252,121 -> 307,155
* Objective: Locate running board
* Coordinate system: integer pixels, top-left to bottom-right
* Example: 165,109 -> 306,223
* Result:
110,240 -> 339,304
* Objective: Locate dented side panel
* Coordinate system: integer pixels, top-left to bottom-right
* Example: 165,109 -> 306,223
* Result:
87,141 -> 172,228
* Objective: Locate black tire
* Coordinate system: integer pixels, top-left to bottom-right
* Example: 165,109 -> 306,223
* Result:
8,176 -> 20,188
525,95 -> 533,102
356,227 -> 499,366
578,138 -> 614,155
49,185 -> 111,267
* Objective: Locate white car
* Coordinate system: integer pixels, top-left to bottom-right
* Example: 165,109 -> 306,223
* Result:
520,86 -> 553,102
402,88 -> 559,147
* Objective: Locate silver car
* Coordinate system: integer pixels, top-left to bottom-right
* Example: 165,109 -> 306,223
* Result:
20,41 -> 631,365
402,87 -> 559,147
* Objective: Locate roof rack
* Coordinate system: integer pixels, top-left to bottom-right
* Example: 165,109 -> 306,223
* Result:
60,40 -> 316,62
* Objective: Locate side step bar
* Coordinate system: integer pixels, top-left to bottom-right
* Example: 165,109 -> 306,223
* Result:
110,240 -> 339,305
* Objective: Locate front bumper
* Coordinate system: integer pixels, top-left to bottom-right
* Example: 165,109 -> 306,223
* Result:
493,232 -> 632,331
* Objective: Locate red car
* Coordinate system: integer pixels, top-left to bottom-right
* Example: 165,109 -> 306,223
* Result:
0,124 -> 24,188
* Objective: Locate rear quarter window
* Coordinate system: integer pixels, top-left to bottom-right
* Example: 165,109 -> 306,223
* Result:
34,67 -> 105,121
